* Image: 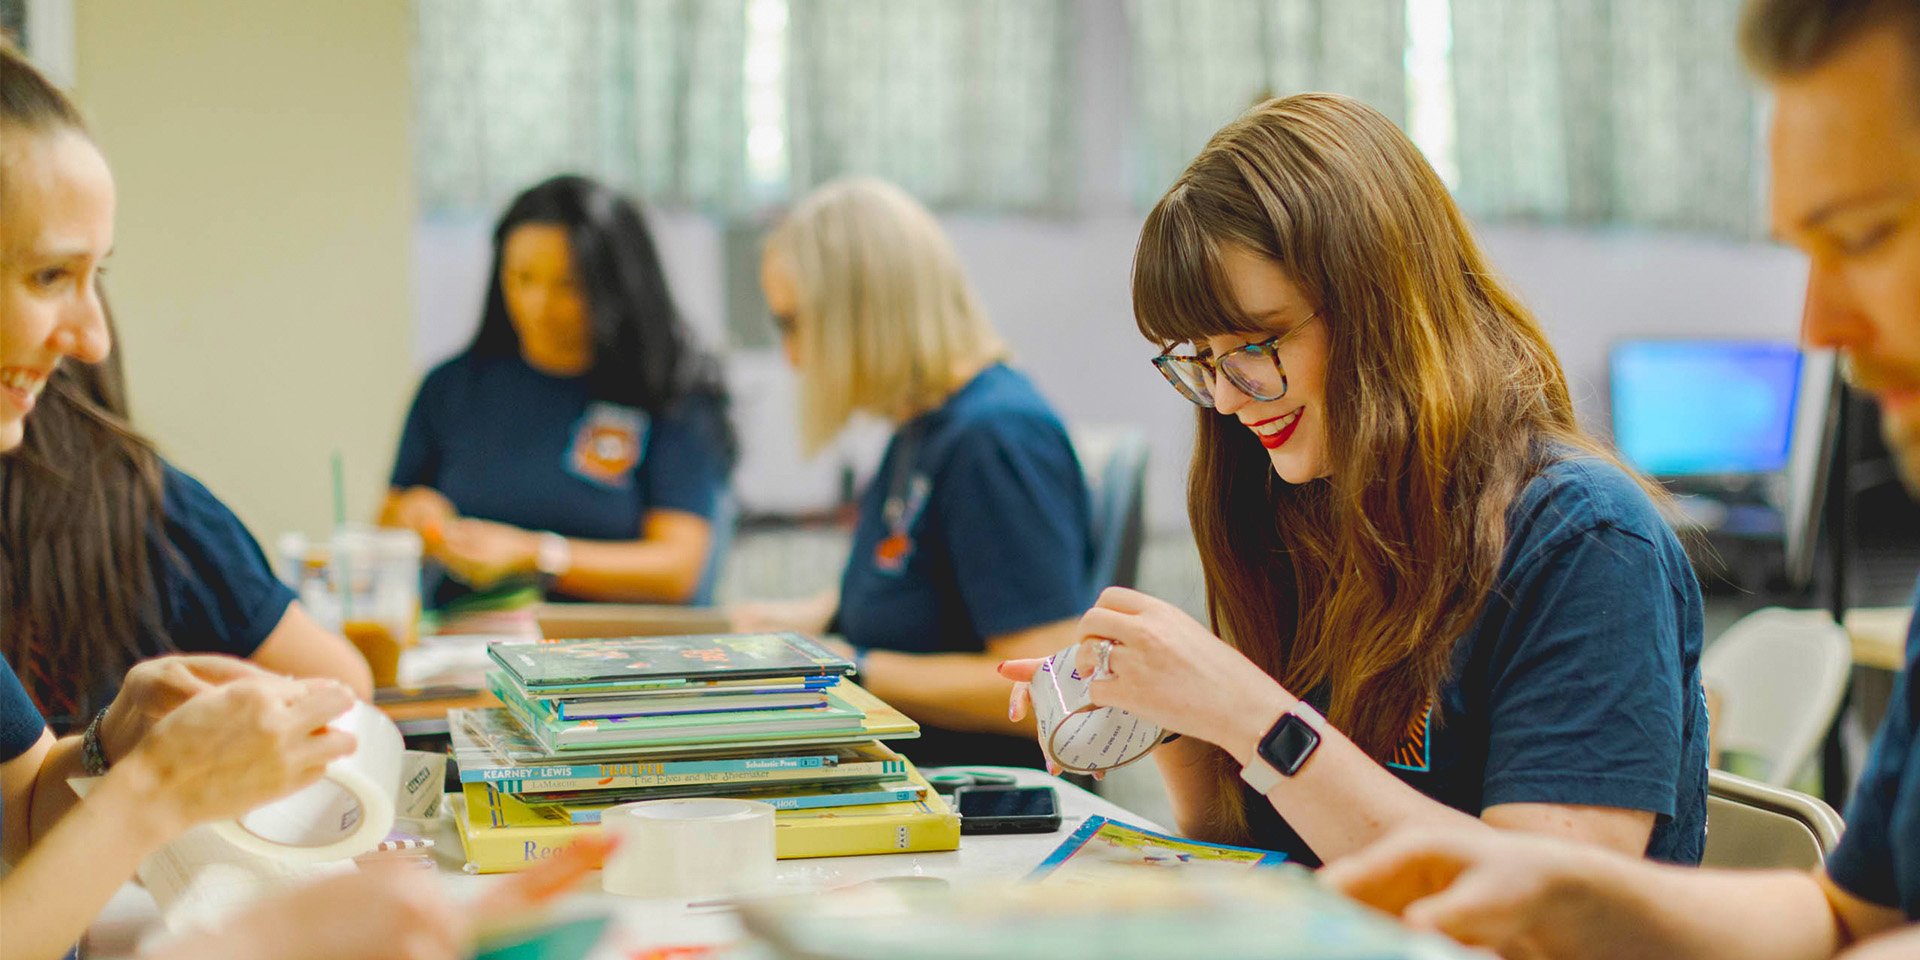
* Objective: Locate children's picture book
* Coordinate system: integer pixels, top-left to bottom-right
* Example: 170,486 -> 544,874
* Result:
455,682 -> 918,764
453,764 -> 957,873
739,864 -> 1483,960
551,690 -> 828,721
489,672 -> 868,751
1029,816 -> 1287,882
451,710 -> 910,794
489,632 -> 853,689
464,776 -> 929,827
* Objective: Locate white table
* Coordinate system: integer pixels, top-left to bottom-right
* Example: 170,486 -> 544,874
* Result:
87,767 -> 1158,959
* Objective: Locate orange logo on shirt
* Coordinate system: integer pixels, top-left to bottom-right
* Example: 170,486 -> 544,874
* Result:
567,403 -> 647,489
874,475 -> 932,575
1387,698 -> 1434,773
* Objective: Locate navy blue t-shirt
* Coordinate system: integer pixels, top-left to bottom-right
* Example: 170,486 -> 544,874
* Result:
34,463 -> 296,732
1826,582 -> 1920,919
1,657 -> 47,872
389,352 -> 732,606
0,657 -> 43,765
836,364 -> 1094,768
1242,456 -> 1709,867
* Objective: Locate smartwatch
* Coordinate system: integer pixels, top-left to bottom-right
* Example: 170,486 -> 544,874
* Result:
1239,703 -> 1324,794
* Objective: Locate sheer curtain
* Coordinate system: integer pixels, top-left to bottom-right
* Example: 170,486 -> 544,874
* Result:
1127,0 -> 1408,204
783,0 -> 1077,213
413,0 -> 748,215
1449,0 -> 1762,236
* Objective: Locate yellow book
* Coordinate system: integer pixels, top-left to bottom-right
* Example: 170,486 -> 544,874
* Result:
453,763 -> 958,873
772,762 -> 958,859
772,781 -> 960,859
452,797 -> 598,874
836,681 -> 921,740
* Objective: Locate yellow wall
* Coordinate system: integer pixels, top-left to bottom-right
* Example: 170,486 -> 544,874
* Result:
71,0 -> 413,543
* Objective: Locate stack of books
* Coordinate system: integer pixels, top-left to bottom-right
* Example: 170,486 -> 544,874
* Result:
450,632 -> 960,873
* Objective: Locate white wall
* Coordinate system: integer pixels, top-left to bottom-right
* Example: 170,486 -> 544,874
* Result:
74,0 -> 414,543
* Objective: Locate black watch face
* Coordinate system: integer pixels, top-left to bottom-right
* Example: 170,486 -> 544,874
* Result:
1258,712 -> 1321,777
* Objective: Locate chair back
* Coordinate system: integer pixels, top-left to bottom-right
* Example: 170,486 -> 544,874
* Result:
690,491 -> 739,606
1700,607 -> 1852,786
1072,428 -> 1149,591
1703,768 -> 1843,870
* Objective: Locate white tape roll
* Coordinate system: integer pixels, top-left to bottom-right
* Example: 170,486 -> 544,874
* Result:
207,701 -> 404,863
1031,643 -> 1165,774
602,798 -> 776,900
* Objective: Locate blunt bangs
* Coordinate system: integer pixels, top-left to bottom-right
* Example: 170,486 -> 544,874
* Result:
1132,184 -> 1271,350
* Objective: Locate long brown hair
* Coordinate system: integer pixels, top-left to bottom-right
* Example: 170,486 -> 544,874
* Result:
1135,94 -> 1613,841
0,43 -> 169,729
0,326 -> 170,730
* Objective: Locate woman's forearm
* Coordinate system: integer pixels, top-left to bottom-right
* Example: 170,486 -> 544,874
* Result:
1218,688 -> 1488,861
25,734 -> 88,846
551,538 -> 706,603
2,754 -> 181,960
860,649 -> 1038,736
550,512 -> 714,604
861,619 -> 1076,736
1540,862 -> 1840,960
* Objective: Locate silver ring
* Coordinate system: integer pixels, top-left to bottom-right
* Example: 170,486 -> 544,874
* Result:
1091,639 -> 1115,680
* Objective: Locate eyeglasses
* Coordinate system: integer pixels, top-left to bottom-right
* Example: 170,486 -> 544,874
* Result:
1152,313 -> 1319,408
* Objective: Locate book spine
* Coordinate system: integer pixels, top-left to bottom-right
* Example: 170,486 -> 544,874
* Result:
457,754 -> 839,785
473,759 -> 908,793
557,700 -> 825,721
464,783 -> 571,829
773,811 -> 961,859
567,785 -> 924,824
458,806 -> 957,870
488,672 -> 564,754
457,821 -> 602,874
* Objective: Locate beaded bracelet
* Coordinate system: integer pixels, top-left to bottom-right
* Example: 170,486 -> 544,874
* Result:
82,707 -> 113,776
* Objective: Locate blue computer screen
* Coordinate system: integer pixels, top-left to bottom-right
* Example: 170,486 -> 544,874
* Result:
1609,340 -> 1802,477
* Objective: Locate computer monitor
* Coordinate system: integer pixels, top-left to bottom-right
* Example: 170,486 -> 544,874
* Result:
1609,340 -> 1803,478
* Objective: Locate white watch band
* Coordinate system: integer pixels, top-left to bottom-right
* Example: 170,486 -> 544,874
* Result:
1239,752 -> 1286,795
535,532 -> 572,576
1238,702 -> 1325,795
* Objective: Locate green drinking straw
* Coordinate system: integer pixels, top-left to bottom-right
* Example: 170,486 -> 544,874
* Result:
331,450 -> 348,530
331,451 -> 352,620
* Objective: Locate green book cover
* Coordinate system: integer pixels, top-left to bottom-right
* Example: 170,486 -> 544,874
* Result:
489,672 -> 869,751
488,632 -> 852,689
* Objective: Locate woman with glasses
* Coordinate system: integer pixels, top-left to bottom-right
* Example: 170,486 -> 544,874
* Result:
381,176 -> 735,608
1004,94 -> 1707,868
734,177 -> 1094,768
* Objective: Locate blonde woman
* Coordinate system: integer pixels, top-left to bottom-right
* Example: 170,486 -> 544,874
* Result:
734,178 -> 1094,768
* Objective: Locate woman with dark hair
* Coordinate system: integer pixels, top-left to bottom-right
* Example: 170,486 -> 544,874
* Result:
382,175 -> 735,607
1004,94 -> 1708,869
0,44 -> 612,960
1,344 -> 374,734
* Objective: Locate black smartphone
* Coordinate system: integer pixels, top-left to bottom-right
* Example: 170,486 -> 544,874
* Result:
955,784 -> 1062,834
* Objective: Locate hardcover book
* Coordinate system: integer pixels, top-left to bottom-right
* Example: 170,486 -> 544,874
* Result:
453,766 -> 958,872
489,632 -> 853,689
463,776 -> 929,826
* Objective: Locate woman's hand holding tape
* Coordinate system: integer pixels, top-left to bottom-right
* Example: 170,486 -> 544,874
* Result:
98,654 -> 282,766
121,675 -> 359,838
999,587 -> 1298,756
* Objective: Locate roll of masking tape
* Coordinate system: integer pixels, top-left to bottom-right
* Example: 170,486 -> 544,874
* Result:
207,700 -> 404,864
1030,642 -> 1165,774
602,798 -> 776,900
